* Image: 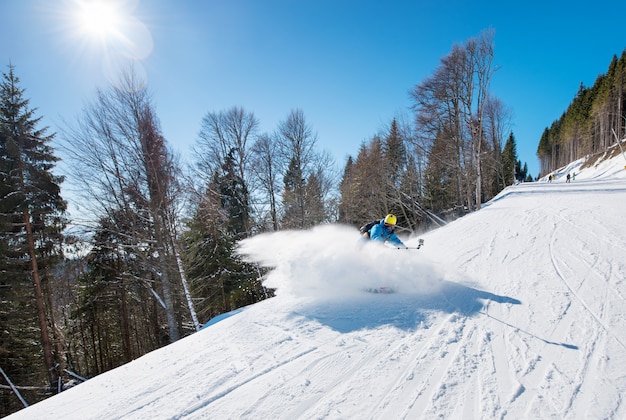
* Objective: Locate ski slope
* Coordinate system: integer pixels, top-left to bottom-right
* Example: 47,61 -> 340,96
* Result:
8,153 -> 626,419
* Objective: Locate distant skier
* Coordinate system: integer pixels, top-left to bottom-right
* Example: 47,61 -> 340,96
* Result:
566,173 -> 571,183
360,214 -> 406,248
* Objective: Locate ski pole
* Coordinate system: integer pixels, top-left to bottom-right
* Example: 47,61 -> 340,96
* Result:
398,239 -> 424,249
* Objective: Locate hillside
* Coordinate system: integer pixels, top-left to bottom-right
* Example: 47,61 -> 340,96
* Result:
8,153 -> 626,419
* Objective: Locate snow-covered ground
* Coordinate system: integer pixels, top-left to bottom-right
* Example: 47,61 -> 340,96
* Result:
9,152 -> 626,419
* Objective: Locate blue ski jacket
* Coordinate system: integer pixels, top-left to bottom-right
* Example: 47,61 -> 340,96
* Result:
369,219 -> 405,247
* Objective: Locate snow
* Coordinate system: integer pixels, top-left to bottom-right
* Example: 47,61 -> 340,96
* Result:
8,153 -> 626,419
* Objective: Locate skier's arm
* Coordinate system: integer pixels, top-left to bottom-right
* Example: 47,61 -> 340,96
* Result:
369,224 -> 385,242
387,232 -> 405,247
371,224 -> 405,247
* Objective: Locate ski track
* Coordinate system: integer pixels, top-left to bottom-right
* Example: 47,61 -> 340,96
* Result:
372,312 -> 466,418
521,189 -> 626,419
222,181 -> 626,420
178,347 -> 319,419
180,293 -> 511,419
430,183 -> 626,419
9,168 -> 626,420
294,306 -> 467,418
548,213 -> 626,352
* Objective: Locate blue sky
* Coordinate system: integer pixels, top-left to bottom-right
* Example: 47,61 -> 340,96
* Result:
1,0 -> 624,180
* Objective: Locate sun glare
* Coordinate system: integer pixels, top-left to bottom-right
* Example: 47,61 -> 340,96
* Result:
54,0 -> 154,90
76,0 -> 121,39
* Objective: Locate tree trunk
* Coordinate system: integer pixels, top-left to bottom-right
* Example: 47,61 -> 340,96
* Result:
168,222 -> 200,331
152,213 -> 180,342
23,211 -> 58,390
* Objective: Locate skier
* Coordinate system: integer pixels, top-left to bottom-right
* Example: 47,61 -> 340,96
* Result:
362,214 -> 406,248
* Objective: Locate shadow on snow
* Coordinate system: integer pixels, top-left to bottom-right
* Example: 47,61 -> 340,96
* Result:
293,280 -> 521,334
294,280 -> 578,350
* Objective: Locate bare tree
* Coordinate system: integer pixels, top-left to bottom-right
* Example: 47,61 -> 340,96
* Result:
195,107 -> 258,234
482,95 -> 513,193
411,29 -> 497,213
464,29 -> 497,209
309,149 -> 339,223
412,44 -> 468,213
249,133 -> 281,231
62,70 -> 191,344
276,109 -> 318,229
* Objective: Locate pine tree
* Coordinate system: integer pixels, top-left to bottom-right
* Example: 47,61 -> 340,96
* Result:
196,107 -> 258,234
0,65 -> 67,407
337,156 -> 356,224
337,146 -> 373,226
337,137 -> 391,225
538,50 -> 626,174
182,173 -> 271,324
515,160 -> 529,182
423,132 -> 455,214
502,132 -> 518,186
383,119 -> 408,224
384,119 -> 407,186
282,157 -> 304,228
218,150 -> 250,237
72,209 -> 165,377
303,170 -> 326,225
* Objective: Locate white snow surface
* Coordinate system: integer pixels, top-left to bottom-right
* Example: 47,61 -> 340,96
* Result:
9,153 -> 626,419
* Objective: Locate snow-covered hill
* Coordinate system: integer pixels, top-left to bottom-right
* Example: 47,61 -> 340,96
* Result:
9,152 -> 626,419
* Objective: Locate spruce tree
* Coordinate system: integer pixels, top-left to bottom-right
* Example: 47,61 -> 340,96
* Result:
0,65 -> 67,408
423,132 -> 455,214
183,170 -> 271,324
303,170 -> 326,225
384,119 -> 407,186
337,156 -> 355,224
282,157 -> 304,229
219,150 -> 250,237
502,132 -> 518,186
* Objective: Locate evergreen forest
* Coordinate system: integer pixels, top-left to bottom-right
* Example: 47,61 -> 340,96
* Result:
538,51 -> 626,174
1,29 -> 624,416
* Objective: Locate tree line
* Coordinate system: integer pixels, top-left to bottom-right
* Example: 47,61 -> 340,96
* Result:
0,29 -> 552,414
538,49 -> 626,174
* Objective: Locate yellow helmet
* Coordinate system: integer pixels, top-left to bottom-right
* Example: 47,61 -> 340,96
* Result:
383,214 -> 397,226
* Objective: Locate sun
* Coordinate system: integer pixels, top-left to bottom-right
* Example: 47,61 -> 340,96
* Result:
54,0 -> 154,88
74,0 -> 122,40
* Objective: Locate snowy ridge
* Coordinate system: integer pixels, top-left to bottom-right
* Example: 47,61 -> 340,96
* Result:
8,154 -> 626,419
